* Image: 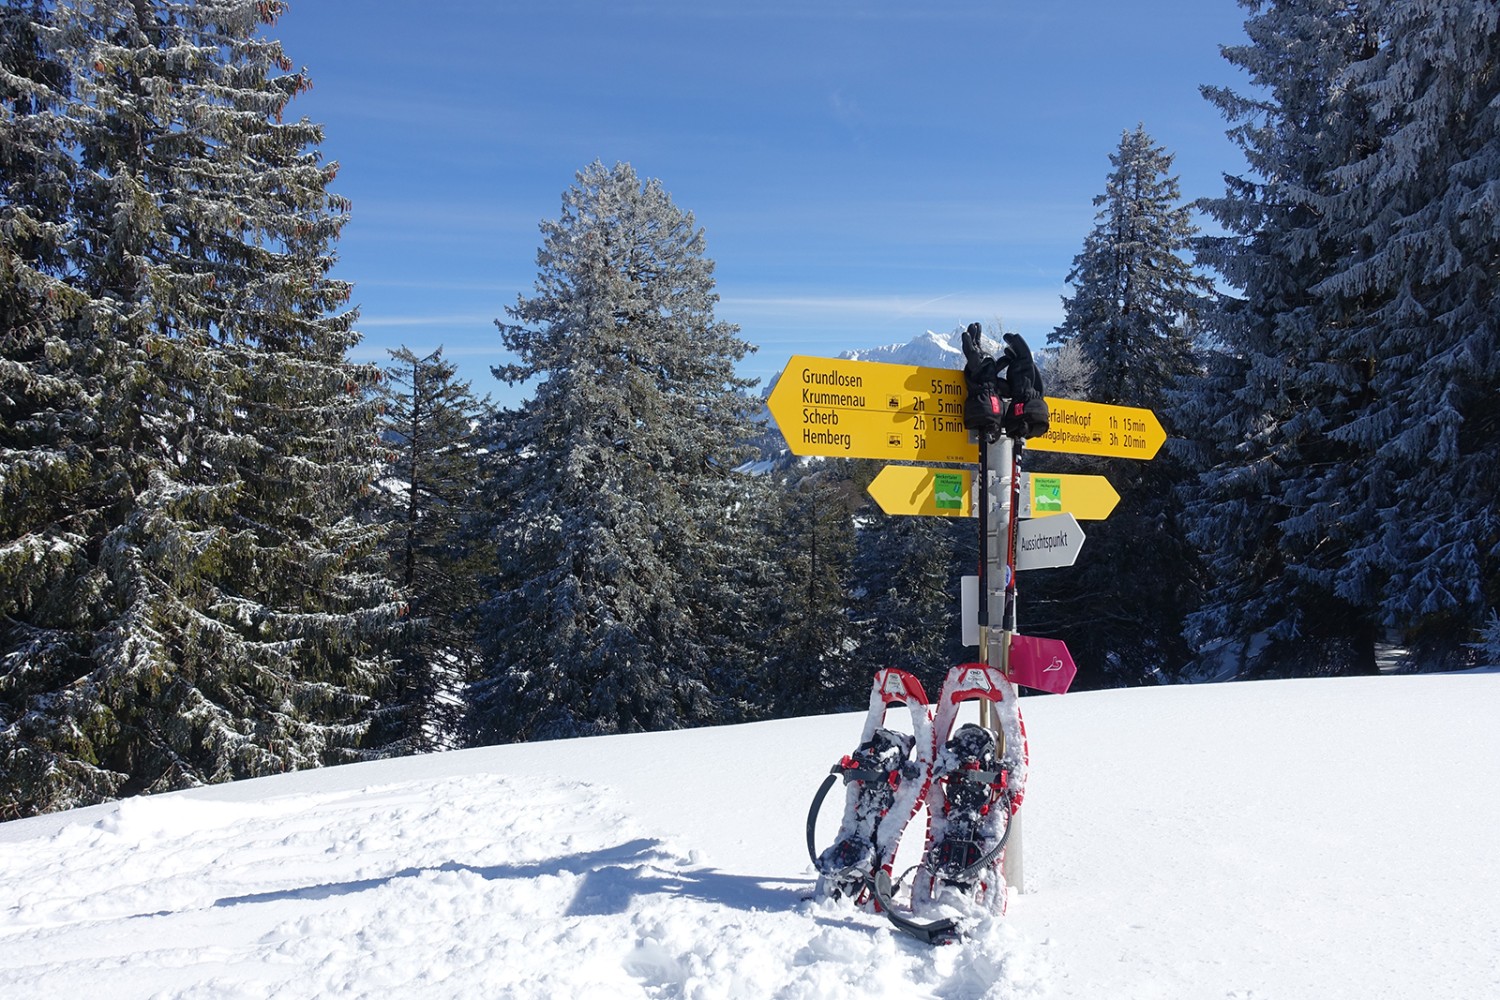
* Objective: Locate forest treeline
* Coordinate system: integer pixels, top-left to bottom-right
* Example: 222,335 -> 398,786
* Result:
2,0 -> 1496,817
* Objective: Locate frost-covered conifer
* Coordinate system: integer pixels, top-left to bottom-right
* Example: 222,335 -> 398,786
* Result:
2,0 -> 79,650
1178,0 -> 1384,676
1050,125 -> 1211,404
752,460 -> 862,717
367,347 -> 488,754
1,0 -> 399,817
469,162 -> 760,742
1306,0 -> 1500,663
1040,128 -> 1209,684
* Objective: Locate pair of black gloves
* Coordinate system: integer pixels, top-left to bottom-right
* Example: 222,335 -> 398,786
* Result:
960,322 -> 1050,442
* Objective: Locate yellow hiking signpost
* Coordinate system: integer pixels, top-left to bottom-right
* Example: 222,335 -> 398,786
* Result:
1021,472 -> 1121,520
766,356 -> 974,465
866,466 -> 975,518
768,355 -> 1165,463
867,467 -> 1121,521
1026,397 -> 1165,461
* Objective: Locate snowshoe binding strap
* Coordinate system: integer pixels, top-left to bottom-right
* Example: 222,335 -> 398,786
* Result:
870,869 -> 960,946
807,728 -> 918,872
805,772 -> 839,866
928,803 -> 1014,888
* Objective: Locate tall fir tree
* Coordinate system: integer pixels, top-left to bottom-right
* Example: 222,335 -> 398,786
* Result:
368,347 -> 488,754
1178,0 -> 1384,676
1304,0 -> 1500,664
1040,127 -> 1211,685
755,459 -> 862,717
1,0 -> 90,814
2,1 -> 71,329
1051,125 -> 1210,403
0,0 -> 399,817
678,451 -> 781,723
468,161 -> 760,743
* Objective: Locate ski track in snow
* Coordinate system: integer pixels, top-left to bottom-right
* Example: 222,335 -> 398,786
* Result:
4,673 -> 1499,998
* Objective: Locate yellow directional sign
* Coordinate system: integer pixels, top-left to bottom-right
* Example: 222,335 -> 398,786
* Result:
769,355 -> 1165,462
1022,472 -> 1121,521
867,466 -> 974,518
767,356 -> 973,464
869,467 -> 1120,521
1027,398 -> 1165,460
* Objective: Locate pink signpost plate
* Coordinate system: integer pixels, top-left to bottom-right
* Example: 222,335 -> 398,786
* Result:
1007,634 -> 1078,695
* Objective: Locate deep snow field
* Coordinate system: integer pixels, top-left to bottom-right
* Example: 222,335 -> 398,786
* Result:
3,672 -> 1498,999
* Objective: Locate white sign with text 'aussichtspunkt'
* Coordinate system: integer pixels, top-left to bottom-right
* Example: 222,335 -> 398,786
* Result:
1014,512 -> 1086,570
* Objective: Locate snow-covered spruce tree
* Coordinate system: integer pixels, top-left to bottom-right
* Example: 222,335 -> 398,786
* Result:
1,1 -> 71,321
753,459 -> 862,717
2,0 -> 78,591
1038,126 -> 1210,685
1305,0 -> 1500,666
366,347 -> 488,754
1050,125 -> 1211,404
468,162 -> 760,743
1178,0 -> 1384,677
0,0 -> 399,817
681,431 -> 791,724
0,0 -> 99,815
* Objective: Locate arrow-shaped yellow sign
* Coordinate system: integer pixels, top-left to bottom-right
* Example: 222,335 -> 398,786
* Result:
1021,472 -> 1121,521
769,355 -> 1165,462
766,356 -> 973,464
868,467 -> 1120,521
1026,398 -> 1165,461
867,466 -> 974,518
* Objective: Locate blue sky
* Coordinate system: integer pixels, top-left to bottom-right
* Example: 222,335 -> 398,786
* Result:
268,1 -> 1251,405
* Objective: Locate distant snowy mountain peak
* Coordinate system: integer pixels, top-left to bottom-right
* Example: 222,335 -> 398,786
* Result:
838,329 -> 977,369
836,328 -> 1062,384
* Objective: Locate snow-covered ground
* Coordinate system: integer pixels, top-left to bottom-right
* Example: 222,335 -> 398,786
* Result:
3,672 -> 1497,999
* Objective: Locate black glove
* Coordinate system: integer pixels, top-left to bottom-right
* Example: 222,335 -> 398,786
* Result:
961,322 -> 986,373
961,323 -> 1007,442
1001,333 -> 1041,399
1000,333 -> 1049,439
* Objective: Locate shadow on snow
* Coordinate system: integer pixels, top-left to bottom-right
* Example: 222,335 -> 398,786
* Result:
207,837 -> 806,917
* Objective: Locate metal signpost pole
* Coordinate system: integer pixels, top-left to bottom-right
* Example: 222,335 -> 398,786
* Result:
984,432 -> 1025,892
976,433 -> 991,669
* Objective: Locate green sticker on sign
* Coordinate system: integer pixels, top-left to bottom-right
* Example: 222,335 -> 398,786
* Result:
1034,476 -> 1063,512
933,472 -> 964,510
